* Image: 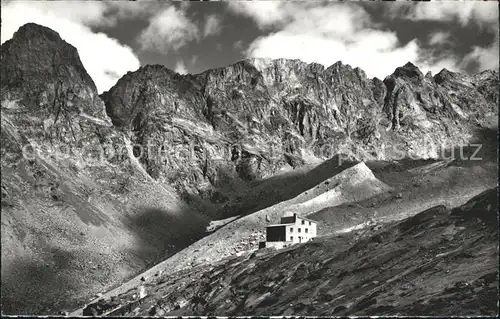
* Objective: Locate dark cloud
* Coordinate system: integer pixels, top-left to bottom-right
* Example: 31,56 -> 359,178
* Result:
363,3 -> 497,72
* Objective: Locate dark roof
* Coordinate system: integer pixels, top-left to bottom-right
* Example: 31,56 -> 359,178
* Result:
269,214 -> 317,227
266,223 -> 294,228
297,216 -> 317,223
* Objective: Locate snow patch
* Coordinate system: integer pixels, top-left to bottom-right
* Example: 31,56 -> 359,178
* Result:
79,112 -> 113,127
335,222 -> 368,234
450,103 -> 467,119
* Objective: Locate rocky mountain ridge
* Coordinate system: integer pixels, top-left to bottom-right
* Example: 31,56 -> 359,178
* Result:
102,54 -> 498,209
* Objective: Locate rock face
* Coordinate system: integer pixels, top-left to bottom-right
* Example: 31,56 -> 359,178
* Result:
1,23 -> 108,121
102,57 -> 498,203
382,63 -> 498,158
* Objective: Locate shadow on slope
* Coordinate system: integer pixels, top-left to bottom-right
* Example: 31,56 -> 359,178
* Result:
1,248 -> 79,315
68,159 -> 389,316
122,206 -> 208,267
219,154 -> 358,218
445,126 -> 498,167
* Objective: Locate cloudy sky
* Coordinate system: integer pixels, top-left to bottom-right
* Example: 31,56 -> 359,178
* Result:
1,0 -> 498,93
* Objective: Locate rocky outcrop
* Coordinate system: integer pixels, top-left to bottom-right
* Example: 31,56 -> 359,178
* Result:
381,63 -> 498,158
472,70 -> 499,109
434,69 -> 498,126
1,23 -> 108,122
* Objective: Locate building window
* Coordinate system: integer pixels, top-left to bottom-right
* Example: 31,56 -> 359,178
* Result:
309,221 -> 311,225
290,227 -> 293,232
298,228 -> 301,233
302,220 -> 305,225
305,228 -> 308,233
290,236 -> 293,241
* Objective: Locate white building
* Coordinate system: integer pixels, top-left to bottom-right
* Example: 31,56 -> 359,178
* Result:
262,213 -> 317,249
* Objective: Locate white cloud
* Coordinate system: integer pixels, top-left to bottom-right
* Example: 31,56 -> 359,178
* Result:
174,60 -> 188,74
391,1 -> 499,72
248,31 -> 423,79
138,6 -> 199,52
419,57 -> 461,76
105,1 -> 162,22
239,3 -> 421,78
1,1 -> 141,93
227,1 -> 291,29
204,14 -> 221,37
5,0 -> 110,26
235,2 -> 498,79
0,0 -> 160,27
428,32 -> 450,46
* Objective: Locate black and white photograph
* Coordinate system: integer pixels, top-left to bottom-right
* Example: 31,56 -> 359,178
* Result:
0,0 -> 498,316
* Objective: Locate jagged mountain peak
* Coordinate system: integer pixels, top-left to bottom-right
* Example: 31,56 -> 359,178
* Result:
403,61 -> 418,68
327,60 -> 347,69
0,22 -> 107,119
237,57 -> 356,76
245,57 -> 305,66
433,68 -> 471,85
475,69 -> 499,78
390,61 -> 424,80
326,60 -> 354,71
1,22 -> 93,87
241,57 -> 326,76
435,67 -> 455,78
8,22 -> 63,43
140,63 -> 172,72
324,61 -> 371,83
102,62 -> 206,129
118,64 -> 179,81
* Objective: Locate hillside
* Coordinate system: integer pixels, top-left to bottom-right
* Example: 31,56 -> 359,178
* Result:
69,142 -> 497,315
0,23 -> 209,314
81,187 -> 499,316
75,160 -> 390,302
